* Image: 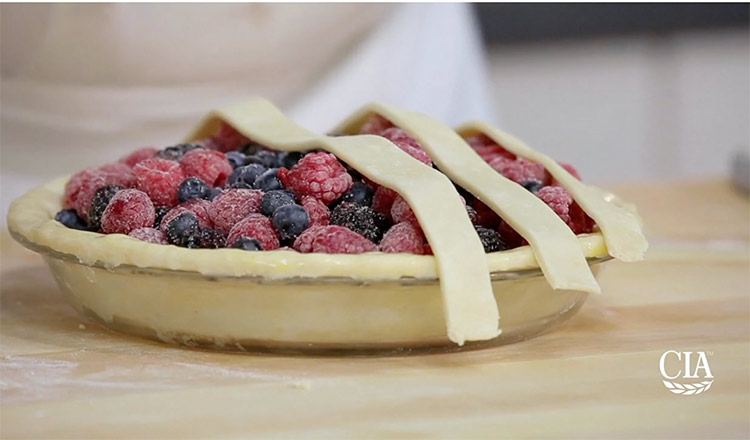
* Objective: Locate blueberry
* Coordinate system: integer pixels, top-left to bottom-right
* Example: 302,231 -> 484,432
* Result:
338,182 -> 374,207
54,209 -> 89,231
272,204 -> 310,241
253,168 -> 283,192
277,151 -> 303,169
245,151 -> 279,168
207,188 -> 222,201
240,143 -> 263,156
88,185 -> 122,230
261,190 -> 296,216
155,143 -> 203,161
231,236 -> 263,251
165,211 -> 201,248
153,206 -> 170,228
475,226 -> 507,253
225,151 -> 247,169
521,180 -> 544,194
178,177 -> 210,203
228,164 -> 266,189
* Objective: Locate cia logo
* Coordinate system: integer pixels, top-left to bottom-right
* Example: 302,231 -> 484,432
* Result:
660,350 -> 714,395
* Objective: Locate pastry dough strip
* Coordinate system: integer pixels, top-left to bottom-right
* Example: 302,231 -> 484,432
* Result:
187,98 -> 500,345
334,104 -> 601,294
457,122 -> 648,262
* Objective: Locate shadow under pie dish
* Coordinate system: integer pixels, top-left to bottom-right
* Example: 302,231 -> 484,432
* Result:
7,98 -> 646,353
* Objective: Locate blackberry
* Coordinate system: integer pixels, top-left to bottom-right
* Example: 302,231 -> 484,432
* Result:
231,236 -> 263,251
272,204 -> 310,241
338,182 -> 374,207
155,143 -> 203,161
330,202 -> 389,242
165,211 -> 201,248
177,177 -> 210,203
153,206 -> 170,228
228,164 -> 266,189
54,209 -> 90,231
261,190 -> 296,216
245,150 -> 279,168
522,180 -> 544,194
198,228 -> 226,249
475,226 -> 507,253
277,151 -> 303,169
465,205 -> 480,224
225,151 -> 247,169
254,168 -> 284,192
88,185 -> 122,230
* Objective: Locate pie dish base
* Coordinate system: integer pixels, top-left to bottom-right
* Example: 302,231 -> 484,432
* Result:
39,252 -> 605,354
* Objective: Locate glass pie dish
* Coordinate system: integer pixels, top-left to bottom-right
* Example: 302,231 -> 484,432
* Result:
8,178 -> 611,354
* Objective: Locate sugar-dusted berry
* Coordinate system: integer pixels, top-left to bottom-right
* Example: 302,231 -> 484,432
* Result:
88,185 -> 123,230
488,156 -> 548,185
359,114 -> 393,135
379,222 -> 425,254
390,196 -> 419,227
226,214 -> 280,250
475,226 -> 507,253
165,211 -> 201,248
228,164 -> 266,189
177,177 -> 210,203
379,128 -> 432,166
133,158 -> 186,207
280,152 -> 352,204
159,199 -> 213,232
208,188 -> 263,233
180,149 -> 232,188
300,196 -> 330,227
293,225 -> 376,254
372,186 -> 398,219
100,189 -> 156,235
231,236 -> 263,251
272,204 -> 310,242
338,182 -> 374,207
120,147 -> 157,167
330,202 -> 389,242
55,209 -> 90,231
261,190 -> 296,216
128,227 -> 168,244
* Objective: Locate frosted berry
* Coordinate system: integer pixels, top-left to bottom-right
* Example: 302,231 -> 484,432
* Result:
208,188 -> 222,201
128,227 -> 168,245
228,164 -> 266,189
488,157 -> 548,185
301,196 -> 330,227
372,186 -> 398,219
165,211 -> 201,248
231,236 -> 263,251
100,189 -> 156,235
180,149 -> 232,188
246,151 -> 280,168
552,162 -> 582,185
64,168 -> 98,209
120,147 -> 157,167
338,182 -> 374,207
97,163 -> 136,187
133,158 -> 186,207
272,204 -> 310,241
177,177 -> 210,203
261,190 -> 296,216
359,114 -> 393,135
254,168 -> 284,192
475,226 -> 507,253
330,202 -> 389,242
212,122 -> 250,152
226,214 -> 280,250
390,196 -> 419,227
293,225 -> 376,254
277,151 -> 303,169
197,228 -> 226,249
225,151 -> 247,169
153,206 -> 169,229
160,199 -> 213,232
281,152 -> 352,204
88,185 -> 122,230
55,209 -> 89,231
155,143 -> 203,161
465,134 -> 516,161
208,188 -> 263,234
522,180 -> 544,194
379,128 -> 432,166
379,222 -> 425,254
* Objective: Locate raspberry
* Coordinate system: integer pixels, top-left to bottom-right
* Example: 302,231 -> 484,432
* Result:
536,186 -> 594,234
73,168 -> 134,222
180,149 -> 233,188
472,200 -> 501,228
159,199 -> 213,232
475,226 -> 507,253
100,189 -> 155,235
379,128 -> 432,166
128,227 -> 168,244
120,147 -> 157,167
372,186 -> 398,219
390,196 -> 419,226
301,196 -> 330,227
212,122 -> 251,152
330,202 -> 389,242
133,158 -> 186,207
226,214 -> 280,250
379,222 -> 425,254
552,162 -> 583,185
498,221 -> 527,248
97,163 -> 136,187
280,152 -> 352,204
208,188 -> 263,233
293,225 -> 376,254
64,168 -> 99,209
488,156 -> 548,185
359,114 -> 393,135
466,134 -> 515,161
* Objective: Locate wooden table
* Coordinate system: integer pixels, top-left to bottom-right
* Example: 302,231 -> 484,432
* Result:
2,180 -> 748,439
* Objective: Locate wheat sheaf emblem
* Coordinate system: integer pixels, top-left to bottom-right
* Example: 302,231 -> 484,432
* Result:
663,380 -> 714,395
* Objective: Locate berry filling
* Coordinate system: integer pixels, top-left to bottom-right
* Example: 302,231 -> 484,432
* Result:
55,120 -> 596,253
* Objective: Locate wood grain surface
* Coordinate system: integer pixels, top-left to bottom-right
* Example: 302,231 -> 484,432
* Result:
1,179 -> 748,439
